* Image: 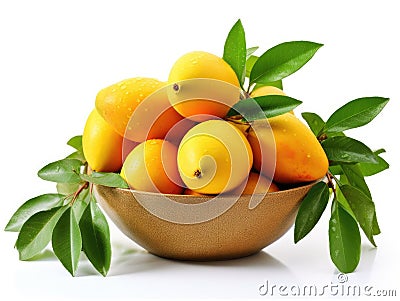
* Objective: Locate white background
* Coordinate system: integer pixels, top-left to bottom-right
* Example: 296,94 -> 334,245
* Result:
1,0 -> 399,300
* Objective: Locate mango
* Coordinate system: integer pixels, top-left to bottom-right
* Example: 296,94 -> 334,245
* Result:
168,51 -> 240,122
248,113 -> 328,184
95,77 -> 184,142
82,109 -> 123,172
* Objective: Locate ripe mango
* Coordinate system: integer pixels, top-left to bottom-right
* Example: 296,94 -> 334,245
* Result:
82,109 -> 123,172
248,113 -> 328,184
168,51 -> 240,121
95,77 -> 184,142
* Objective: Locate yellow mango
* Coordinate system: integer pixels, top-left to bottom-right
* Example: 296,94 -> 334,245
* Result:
82,109 -> 123,172
248,113 -> 328,184
95,77 -> 184,142
168,51 -> 240,122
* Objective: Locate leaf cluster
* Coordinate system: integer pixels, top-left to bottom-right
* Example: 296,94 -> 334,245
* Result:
222,19 -> 389,274
295,97 -> 389,273
223,19 -> 322,120
5,136 -> 128,276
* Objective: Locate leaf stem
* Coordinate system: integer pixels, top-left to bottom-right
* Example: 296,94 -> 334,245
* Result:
326,172 -> 337,198
246,84 -> 253,95
70,182 -> 89,206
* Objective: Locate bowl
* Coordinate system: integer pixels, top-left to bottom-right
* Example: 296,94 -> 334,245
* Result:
93,182 -> 316,261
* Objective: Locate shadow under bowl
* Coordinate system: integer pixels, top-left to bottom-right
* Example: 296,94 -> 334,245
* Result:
93,182 -> 316,261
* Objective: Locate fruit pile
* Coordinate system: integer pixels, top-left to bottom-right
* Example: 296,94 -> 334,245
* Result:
83,50 -> 328,196
6,20 -> 389,277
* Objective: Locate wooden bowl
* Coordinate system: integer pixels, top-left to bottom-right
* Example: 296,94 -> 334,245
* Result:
94,182 -> 316,261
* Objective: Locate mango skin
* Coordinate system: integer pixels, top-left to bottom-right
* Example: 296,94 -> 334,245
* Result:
248,113 -> 328,184
82,109 -> 123,172
95,77 -> 167,138
168,51 -> 240,121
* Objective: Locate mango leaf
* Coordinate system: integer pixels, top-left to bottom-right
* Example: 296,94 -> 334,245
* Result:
246,57 -> 284,90
16,206 -> 67,260
336,185 -> 356,220
52,207 -> 82,276
338,172 -> 380,235
72,188 -> 90,221
372,212 -> 381,235
340,185 -> 377,247
5,194 -> 65,232
340,164 -> 371,198
374,148 -> 386,155
329,200 -> 361,273
253,80 -> 283,91
67,135 -> 83,152
80,197 -> 111,276
301,112 -> 325,136
322,136 -> 378,164
245,55 -> 258,78
227,95 -> 302,121
65,151 -> 86,163
294,182 -> 329,243
246,46 -> 258,59
249,41 -> 323,85
329,165 -> 343,175
56,182 -> 80,195
324,97 -> 389,133
223,19 -> 246,86
358,151 -> 389,176
80,172 -> 128,189
38,158 -> 83,183
327,131 -> 345,138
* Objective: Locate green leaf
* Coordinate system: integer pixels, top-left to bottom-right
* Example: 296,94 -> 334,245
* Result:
52,207 -> 82,276
324,97 -> 389,133
336,174 -> 379,237
340,164 -> 371,198
340,185 -> 377,246
67,135 -> 83,152
223,19 -> 246,86
372,212 -> 381,235
253,80 -> 283,91
246,46 -> 258,59
358,151 -> 389,176
65,151 -> 86,163
329,165 -> 343,175
56,182 -> 80,195
322,136 -> 378,164
80,171 -> 128,188
301,112 -> 326,136
16,206 -> 67,260
72,188 -> 90,222
249,41 -> 323,85
294,182 -> 329,243
38,158 -> 83,183
245,55 -> 258,78
336,185 -> 356,220
5,194 -> 65,232
374,148 -> 386,155
327,131 -> 346,138
227,95 -> 302,121
329,200 -> 361,273
80,197 -> 111,276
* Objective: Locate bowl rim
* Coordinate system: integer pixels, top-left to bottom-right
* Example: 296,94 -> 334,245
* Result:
95,179 -> 322,198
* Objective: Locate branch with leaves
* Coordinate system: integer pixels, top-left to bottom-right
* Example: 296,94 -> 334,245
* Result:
5,136 -> 128,276
295,97 -> 389,273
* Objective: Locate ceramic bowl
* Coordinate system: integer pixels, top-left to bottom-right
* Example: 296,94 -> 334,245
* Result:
94,182 -> 316,261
